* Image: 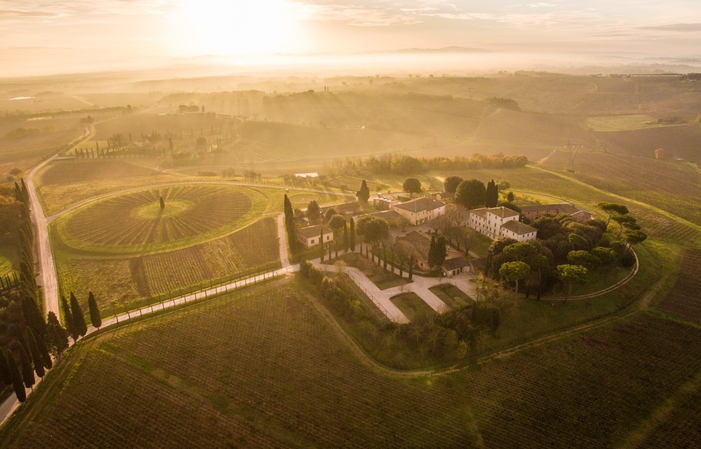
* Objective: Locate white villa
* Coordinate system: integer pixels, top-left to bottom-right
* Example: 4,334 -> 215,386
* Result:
392,197 -> 446,226
297,225 -> 333,248
469,206 -> 537,242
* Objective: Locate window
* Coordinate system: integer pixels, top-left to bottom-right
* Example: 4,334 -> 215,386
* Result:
311,239 -> 315,244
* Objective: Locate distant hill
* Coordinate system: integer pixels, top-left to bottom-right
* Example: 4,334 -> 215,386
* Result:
362,46 -> 492,55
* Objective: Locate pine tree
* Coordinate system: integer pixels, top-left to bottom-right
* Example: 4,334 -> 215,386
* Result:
0,350 -> 12,385
45,312 -> 69,359
26,329 -> 45,378
349,218 -> 356,252
7,355 -> 26,402
61,295 -> 78,342
70,292 -> 88,337
88,291 -> 102,329
17,344 -> 35,388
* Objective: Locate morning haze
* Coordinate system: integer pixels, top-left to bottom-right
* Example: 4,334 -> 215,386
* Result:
0,0 -> 700,447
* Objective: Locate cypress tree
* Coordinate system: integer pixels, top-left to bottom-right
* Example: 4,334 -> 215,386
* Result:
343,222 -> 349,252
46,311 -> 69,359
88,291 -> 102,329
349,218 -> 356,252
428,234 -> 437,268
319,229 -> 325,262
159,196 -> 165,209
7,355 -> 26,402
26,329 -> 45,378
70,292 -> 88,337
0,350 -> 12,385
409,256 -> 414,280
22,296 -> 47,338
17,344 -> 35,388
33,328 -> 52,369
61,295 -> 78,342
357,180 -> 370,204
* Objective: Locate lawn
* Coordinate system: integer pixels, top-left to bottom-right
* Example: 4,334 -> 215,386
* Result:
338,252 -> 411,290
390,292 -> 436,321
478,239 -> 680,356
429,283 -> 473,309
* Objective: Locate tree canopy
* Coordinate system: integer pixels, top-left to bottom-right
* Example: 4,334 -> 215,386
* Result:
356,216 -> 389,244
306,200 -> 321,224
454,179 -> 486,210
443,176 -> 463,194
402,178 -> 422,197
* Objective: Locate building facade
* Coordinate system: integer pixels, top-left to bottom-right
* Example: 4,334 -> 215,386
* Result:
392,197 -> 446,226
297,225 -> 333,248
469,206 -> 537,242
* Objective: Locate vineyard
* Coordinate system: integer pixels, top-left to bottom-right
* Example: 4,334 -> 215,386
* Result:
1,282 -> 478,448
56,217 -> 281,313
656,249 -> 701,325
39,159 -> 161,185
57,184 -> 264,252
539,150 -> 701,229
466,314 -> 701,448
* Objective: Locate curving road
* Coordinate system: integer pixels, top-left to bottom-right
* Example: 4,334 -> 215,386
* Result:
27,126 -> 93,321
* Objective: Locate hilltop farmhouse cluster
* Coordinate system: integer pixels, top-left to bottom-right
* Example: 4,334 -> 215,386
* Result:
296,187 -> 592,274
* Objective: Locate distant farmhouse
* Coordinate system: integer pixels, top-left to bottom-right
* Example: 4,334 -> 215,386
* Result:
520,203 -> 593,223
469,206 -> 537,242
297,225 -> 333,248
392,197 -> 446,226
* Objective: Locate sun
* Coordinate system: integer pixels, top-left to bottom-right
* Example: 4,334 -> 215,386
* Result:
178,0 -> 292,55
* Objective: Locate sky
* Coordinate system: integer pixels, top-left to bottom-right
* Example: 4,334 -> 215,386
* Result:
1,0 -> 701,76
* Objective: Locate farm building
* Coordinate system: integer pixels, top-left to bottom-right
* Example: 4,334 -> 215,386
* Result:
392,197 -> 446,226
469,206 -> 538,242
469,206 -> 520,240
500,220 -> 538,242
297,225 -> 333,248
442,256 -> 471,277
520,203 -> 593,223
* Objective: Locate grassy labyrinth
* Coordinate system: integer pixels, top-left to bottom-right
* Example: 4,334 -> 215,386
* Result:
57,184 -> 262,253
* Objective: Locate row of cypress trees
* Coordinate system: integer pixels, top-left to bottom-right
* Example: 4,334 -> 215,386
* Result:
60,291 -> 102,343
